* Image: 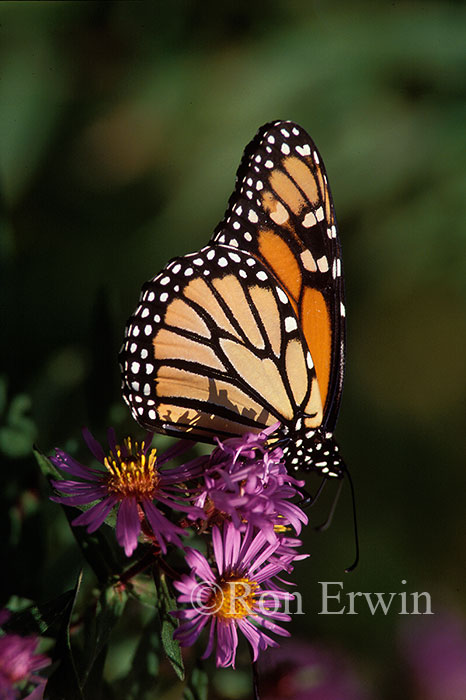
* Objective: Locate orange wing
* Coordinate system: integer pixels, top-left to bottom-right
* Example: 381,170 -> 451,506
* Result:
211,120 -> 345,431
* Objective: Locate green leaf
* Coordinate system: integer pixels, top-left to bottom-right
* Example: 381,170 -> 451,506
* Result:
0,392 -> 37,458
118,613 -> 161,700
4,591 -> 78,637
34,446 -> 63,480
61,505 -> 124,584
0,376 -> 8,417
127,573 -> 158,609
155,571 -> 184,681
183,667 -> 209,700
45,571 -> 84,700
81,584 -> 128,695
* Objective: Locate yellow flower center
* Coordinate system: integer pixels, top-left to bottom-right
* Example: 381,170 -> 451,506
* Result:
104,438 -> 159,500
210,577 -> 259,620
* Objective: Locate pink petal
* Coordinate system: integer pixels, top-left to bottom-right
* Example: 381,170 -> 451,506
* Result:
116,497 -> 141,556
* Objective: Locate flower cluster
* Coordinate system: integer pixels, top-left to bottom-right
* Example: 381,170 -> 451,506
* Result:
0,611 -> 50,700
50,424 -> 308,668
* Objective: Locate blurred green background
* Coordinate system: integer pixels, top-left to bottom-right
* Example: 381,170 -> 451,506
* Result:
1,1 -> 465,698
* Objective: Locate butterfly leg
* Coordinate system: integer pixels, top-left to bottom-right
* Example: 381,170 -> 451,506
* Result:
298,477 -> 327,508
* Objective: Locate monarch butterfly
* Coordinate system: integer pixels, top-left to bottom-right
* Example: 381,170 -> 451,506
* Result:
120,120 -> 346,479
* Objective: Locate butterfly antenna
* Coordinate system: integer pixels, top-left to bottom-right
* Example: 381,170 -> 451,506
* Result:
314,468 -> 360,572
343,466 -> 360,573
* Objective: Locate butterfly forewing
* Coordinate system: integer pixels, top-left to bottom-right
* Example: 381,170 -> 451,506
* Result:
212,120 -> 345,431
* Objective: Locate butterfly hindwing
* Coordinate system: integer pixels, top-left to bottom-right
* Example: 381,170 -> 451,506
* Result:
120,244 -> 323,444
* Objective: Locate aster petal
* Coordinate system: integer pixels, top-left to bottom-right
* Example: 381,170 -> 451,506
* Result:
154,493 -> 203,519
217,622 -> 238,668
223,524 -> 242,571
51,491 -> 108,507
107,426 -> 119,457
51,480 -> 107,499
241,533 -> 277,572
170,607 -> 200,620
172,579 -> 200,602
278,501 -> 308,532
156,439 -> 194,466
261,609 -> 293,623
184,548 -> 216,582
116,497 -> 141,556
259,615 -> 292,637
236,617 -> 264,660
50,451 -> 101,480
82,427 -> 105,463
216,620 -> 238,668
141,430 -> 154,453
212,526 -> 224,575
25,680 -> 47,700
142,500 -> 183,553
174,612 -> 209,646
202,617 -> 217,660
160,454 -> 207,484
72,496 -> 117,531
253,560 -> 292,583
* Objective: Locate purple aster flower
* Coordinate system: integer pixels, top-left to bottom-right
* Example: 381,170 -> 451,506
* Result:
0,613 -> 50,700
259,639 -> 371,700
50,428 -> 204,556
193,426 -> 308,543
172,520 -> 302,668
401,611 -> 466,700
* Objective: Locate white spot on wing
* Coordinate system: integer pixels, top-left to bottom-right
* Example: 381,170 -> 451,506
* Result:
284,316 -> 297,332
276,287 -> 288,304
316,256 -> 329,273
296,144 -> 311,157
300,249 -> 317,272
302,211 -> 317,228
